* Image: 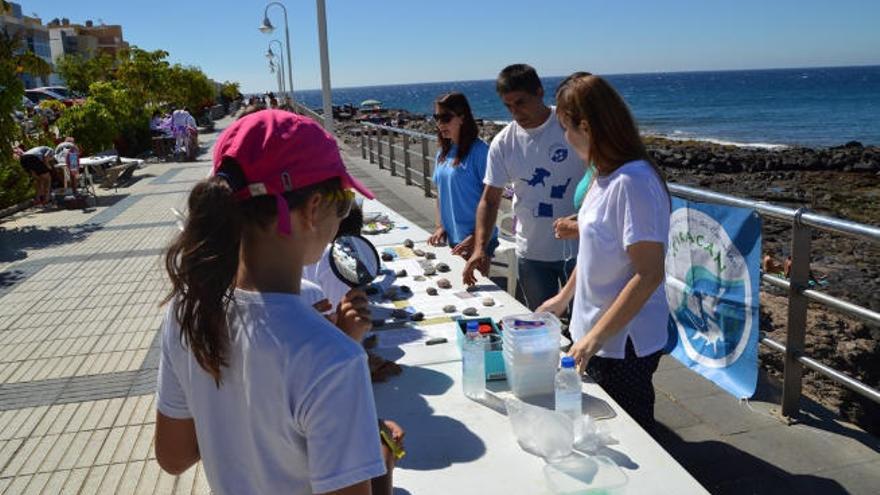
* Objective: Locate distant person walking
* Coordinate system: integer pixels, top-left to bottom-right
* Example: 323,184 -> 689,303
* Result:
171,107 -> 197,160
428,92 -> 499,262
462,64 -> 586,309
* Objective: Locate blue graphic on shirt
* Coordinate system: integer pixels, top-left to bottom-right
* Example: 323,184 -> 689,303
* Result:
550,177 -> 572,199
549,144 -> 568,163
533,203 -> 554,218
521,168 -> 551,187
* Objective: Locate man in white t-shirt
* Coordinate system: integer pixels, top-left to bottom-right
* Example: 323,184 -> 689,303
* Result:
463,64 -> 587,309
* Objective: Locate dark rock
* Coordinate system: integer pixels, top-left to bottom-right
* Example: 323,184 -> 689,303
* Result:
381,252 -> 394,262
423,264 -> 436,276
436,263 -> 450,273
395,269 -> 408,277
437,278 -> 451,289
425,252 -> 436,260
426,287 -> 438,296
443,304 -> 457,313
413,249 -> 425,257
411,312 -> 425,322
413,275 -> 426,282
462,307 -> 478,316
399,285 -> 411,293
403,239 -> 414,248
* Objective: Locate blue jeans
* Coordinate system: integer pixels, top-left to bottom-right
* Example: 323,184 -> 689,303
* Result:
517,257 -> 577,311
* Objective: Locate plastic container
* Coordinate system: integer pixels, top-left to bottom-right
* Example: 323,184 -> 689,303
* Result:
455,318 -> 506,380
462,322 -> 486,399
543,455 -> 628,494
501,313 -> 562,398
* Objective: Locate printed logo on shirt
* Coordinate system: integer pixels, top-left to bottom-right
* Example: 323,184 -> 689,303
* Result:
549,143 -> 568,163
520,167 -> 551,187
665,208 -> 752,368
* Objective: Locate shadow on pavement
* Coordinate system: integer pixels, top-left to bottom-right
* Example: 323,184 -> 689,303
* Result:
0,223 -> 103,262
652,422 -> 849,494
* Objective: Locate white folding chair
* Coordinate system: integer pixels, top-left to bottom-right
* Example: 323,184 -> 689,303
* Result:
490,209 -> 519,297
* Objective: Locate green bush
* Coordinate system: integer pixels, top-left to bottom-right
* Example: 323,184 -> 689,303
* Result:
86,81 -> 151,156
56,99 -> 118,155
0,156 -> 33,209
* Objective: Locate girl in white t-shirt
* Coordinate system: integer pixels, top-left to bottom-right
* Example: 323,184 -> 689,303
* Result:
156,110 -> 389,494
553,74 -> 671,431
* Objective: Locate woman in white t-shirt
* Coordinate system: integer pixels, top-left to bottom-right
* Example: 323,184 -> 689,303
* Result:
554,74 -> 671,431
156,110 -> 389,494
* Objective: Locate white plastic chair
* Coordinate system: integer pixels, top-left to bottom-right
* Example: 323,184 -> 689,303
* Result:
490,209 -> 518,297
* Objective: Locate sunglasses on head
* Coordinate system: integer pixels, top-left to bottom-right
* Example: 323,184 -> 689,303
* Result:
323,189 -> 356,218
433,112 -> 455,124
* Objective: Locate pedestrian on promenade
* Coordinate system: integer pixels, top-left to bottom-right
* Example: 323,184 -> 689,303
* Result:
17,145 -> 56,206
462,64 -> 586,309
428,92 -> 499,264
555,73 -> 671,431
156,110 -> 389,494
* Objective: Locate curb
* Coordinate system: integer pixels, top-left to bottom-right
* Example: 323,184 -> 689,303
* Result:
0,199 -> 34,220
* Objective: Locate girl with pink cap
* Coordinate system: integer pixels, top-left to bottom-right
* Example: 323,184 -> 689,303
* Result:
155,110 -> 392,494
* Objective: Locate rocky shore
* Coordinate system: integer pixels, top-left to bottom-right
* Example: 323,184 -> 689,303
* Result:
337,111 -> 880,434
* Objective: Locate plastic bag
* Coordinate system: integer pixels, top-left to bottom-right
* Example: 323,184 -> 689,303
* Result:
505,398 -> 573,461
573,414 -> 618,453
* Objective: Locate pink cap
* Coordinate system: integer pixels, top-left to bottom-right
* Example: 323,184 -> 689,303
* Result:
211,109 -> 374,234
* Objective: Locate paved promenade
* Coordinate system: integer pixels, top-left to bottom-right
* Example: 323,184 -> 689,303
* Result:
0,116 -> 877,494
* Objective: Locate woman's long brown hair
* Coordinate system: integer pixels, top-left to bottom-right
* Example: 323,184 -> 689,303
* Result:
555,74 -> 670,199
435,92 -> 480,165
163,158 -> 341,385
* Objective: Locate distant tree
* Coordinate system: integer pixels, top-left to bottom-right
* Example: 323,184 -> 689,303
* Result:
55,52 -> 115,94
220,81 -> 241,102
56,99 -> 118,155
114,47 -> 172,107
167,65 -> 215,112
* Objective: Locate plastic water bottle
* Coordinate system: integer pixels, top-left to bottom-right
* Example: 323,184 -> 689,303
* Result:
555,356 -> 583,440
462,322 -> 486,399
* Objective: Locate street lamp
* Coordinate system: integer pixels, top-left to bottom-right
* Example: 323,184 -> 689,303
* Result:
268,58 -> 283,97
315,0 -> 334,133
259,2 -> 295,105
266,39 -> 286,97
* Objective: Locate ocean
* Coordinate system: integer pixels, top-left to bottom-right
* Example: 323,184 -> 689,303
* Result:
293,65 -> 880,148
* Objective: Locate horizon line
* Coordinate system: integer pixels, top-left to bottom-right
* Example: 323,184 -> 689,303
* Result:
274,62 -> 880,94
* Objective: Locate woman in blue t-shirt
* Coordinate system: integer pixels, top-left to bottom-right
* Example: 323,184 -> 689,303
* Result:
428,92 -> 498,271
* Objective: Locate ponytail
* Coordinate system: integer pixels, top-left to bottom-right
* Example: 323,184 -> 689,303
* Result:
163,169 -> 242,386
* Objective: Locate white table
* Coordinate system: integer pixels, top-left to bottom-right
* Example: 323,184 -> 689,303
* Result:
361,198 -> 431,247
367,240 -> 708,494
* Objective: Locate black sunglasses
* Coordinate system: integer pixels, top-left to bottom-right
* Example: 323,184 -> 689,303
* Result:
433,112 -> 455,124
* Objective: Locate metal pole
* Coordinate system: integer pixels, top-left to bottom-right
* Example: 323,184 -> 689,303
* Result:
781,208 -> 812,418
270,40 -> 286,96
360,131 -> 366,159
421,136 -> 431,197
403,135 -> 411,185
316,0 -> 334,133
389,132 -> 396,176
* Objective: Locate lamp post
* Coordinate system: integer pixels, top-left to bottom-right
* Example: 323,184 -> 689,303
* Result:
266,39 -> 286,97
268,58 -> 283,97
260,2 -> 295,105
315,0 -> 334,133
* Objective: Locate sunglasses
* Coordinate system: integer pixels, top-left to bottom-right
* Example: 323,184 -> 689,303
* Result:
323,189 -> 356,218
433,112 -> 455,124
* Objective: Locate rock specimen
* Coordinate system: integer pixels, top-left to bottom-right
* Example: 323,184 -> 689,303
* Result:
395,269 -> 408,277
436,262 -> 450,273
410,312 -> 425,322
403,239 -> 415,248
462,307 -> 478,316
426,287 -> 438,296
482,297 -> 496,307
425,252 -> 436,260
436,278 -> 452,289
443,304 -> 457,313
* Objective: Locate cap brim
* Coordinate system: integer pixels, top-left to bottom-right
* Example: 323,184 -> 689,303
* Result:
341,172 -> 375,200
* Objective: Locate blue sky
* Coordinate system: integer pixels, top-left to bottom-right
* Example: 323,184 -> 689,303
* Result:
19,0 -> 880,92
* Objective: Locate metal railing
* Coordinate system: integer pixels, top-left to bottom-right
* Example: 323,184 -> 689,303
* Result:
361,122 -> 880,418
292,102 -> 331,133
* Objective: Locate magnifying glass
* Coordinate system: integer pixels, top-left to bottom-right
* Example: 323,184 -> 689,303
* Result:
328,234 -> 381,288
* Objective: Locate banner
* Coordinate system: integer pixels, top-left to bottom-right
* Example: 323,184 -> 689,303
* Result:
665,198 -> 761,398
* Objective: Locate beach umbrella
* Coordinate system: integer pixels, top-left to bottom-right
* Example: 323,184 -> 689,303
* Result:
360,99 -> 382,107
